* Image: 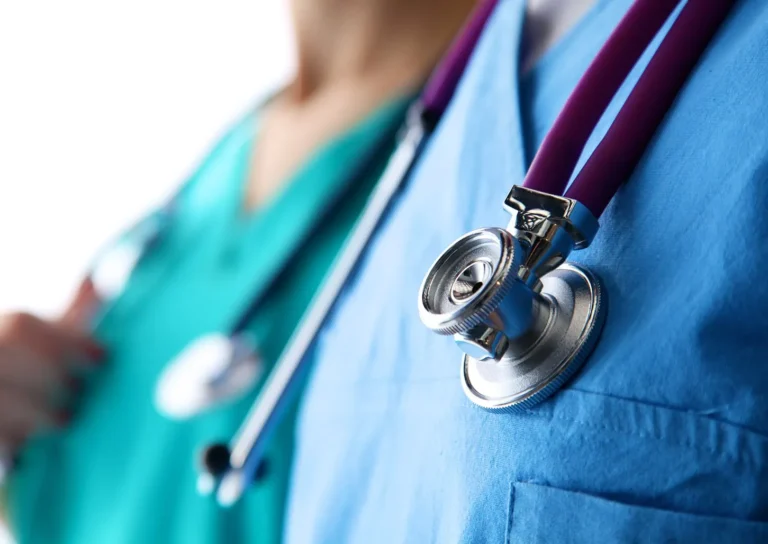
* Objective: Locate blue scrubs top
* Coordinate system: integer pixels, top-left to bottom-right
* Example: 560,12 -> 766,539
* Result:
285,0 -> 768,542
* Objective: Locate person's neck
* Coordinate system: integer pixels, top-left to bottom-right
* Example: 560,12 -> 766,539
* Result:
288,0 -> 477,103
245,0 -> 476,210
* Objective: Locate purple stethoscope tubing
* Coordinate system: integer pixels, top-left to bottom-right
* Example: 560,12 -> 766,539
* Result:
524,0 -> 737,218
421,0 -> 499,116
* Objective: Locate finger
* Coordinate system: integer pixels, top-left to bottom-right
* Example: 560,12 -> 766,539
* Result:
60,277 -> 101,330
0,385 -> 62,445
0,344 -> 74,401
0,313 -> 105,369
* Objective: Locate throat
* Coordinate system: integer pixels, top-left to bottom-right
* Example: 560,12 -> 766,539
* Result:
244,0 -> 477,212
244,81 -> 397,212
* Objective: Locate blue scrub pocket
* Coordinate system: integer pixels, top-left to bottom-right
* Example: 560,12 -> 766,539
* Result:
507,481 -> 768,544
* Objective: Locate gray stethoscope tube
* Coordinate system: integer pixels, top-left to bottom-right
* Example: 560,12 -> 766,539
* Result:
197,0 -> 501,504
201,106 -> 428,505
153,112 -> 404,421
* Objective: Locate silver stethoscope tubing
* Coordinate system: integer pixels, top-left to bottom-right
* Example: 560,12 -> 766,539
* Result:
205,0 -> 737,506
198,0 -> 502,505
207,108 -> 430,505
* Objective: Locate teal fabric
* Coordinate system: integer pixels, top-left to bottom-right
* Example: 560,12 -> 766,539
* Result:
8,96 -> 410,544
286,0 -> 768,542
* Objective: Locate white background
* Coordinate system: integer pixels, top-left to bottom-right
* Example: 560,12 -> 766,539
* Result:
0,0 -> 294,318
0,2 -> 292,540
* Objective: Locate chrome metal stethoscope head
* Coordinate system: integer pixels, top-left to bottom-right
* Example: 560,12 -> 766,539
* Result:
418,186 -> 607,411
87,210 -> 266,420
155,333 -> 264,419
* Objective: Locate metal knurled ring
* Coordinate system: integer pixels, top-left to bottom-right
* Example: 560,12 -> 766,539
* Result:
424,228 -> 520,336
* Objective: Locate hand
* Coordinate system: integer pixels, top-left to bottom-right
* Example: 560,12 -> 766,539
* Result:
0,279 -> 105,462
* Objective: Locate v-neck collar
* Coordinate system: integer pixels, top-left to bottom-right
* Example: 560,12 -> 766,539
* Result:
453,0 -> 617,231
508,0 -> 615,174
455,0 -> 527,226
517,0 -> 614,169
498,0 -> 528,183
212,95 -> 413,328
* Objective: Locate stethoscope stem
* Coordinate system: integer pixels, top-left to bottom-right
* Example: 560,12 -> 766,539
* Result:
207,107 -> 429,504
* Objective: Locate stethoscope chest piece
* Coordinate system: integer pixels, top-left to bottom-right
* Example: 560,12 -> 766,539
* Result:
460,262 -> 604,411
155,333 -> 263,419
418,187 -> 606,411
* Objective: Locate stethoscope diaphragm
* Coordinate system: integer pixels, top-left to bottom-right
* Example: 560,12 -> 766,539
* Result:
460,263 -> 605,411
418,189 -> 606,411
155,333 -> 263,420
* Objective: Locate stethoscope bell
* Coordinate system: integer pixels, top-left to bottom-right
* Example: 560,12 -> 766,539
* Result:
417,187 -> 606,411
155,333 -> 264,419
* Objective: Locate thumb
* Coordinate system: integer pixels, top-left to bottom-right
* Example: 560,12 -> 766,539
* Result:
60,277 -> 101,330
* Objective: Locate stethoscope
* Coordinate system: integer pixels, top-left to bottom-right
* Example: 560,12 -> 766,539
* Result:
419,0 -> 737,410
1,0 -> 729,503
193,0 -> 736,507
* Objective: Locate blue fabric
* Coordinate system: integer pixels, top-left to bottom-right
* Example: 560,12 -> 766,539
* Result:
285,0 -> 768,541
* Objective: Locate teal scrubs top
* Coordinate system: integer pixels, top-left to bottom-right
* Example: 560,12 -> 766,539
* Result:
286,0 -> 768,542
8,96 -> 410,544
